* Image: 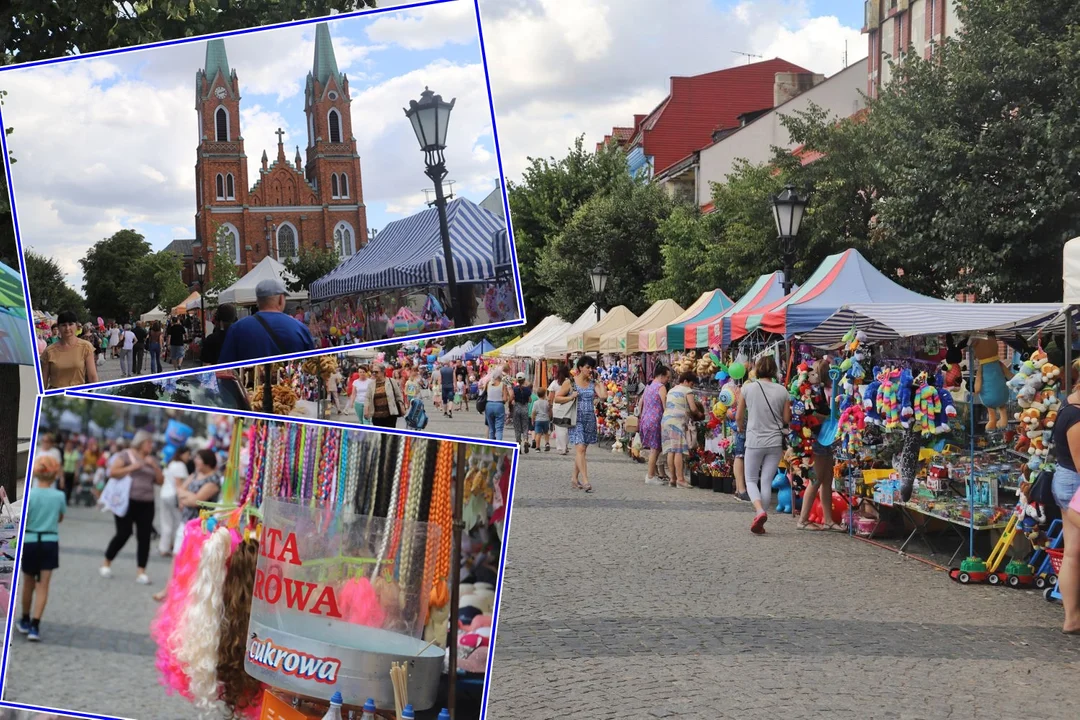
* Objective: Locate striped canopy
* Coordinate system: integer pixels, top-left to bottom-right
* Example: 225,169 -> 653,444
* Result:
0,262 -> 34,365
651,290 -> 732,351
802,302 -> 1072,345
729,249 -> 940,343
708,272 -> 789,347
640,290 -> 712,352
310,197 -> 506,301
493,228 -> 514,281
599,298 -> 683,353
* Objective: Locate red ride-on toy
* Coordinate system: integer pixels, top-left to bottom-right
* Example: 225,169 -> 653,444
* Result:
950,557 -> 989,584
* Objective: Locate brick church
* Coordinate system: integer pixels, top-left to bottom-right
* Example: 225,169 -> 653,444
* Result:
190,22 -> 368,283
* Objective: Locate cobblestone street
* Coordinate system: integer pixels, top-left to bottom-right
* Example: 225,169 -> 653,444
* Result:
4,504 -> 196,719
93,350 -> 198,385
484,444 -> 1080,720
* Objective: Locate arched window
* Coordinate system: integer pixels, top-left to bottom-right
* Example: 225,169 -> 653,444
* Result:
328,109 -> 341,143
225,173 -> 235,200
277,223 -> 298,260
339,173 -> 349,198
215,173 -> 225,200
334,222 -> 354,257
215,107 -> 229,142
330,174 -> 339,199
308,114 -> 314,147
218,223 -> 242,265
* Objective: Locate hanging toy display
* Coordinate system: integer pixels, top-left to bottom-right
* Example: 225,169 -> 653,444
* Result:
972,333 -> 1012,431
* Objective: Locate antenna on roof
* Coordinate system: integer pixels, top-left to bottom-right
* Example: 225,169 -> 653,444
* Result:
731,50 -> 762,65
843,39 -> 848,68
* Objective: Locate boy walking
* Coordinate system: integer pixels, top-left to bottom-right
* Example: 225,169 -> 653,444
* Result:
18,455 -> 67,641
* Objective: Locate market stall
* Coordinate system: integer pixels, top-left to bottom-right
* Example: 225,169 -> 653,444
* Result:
505,316 -> 568,359
565,305 -> 637,355
151,417 -> 511,719
704,271 -> 788,348
0,261 -> 35,365
173,291 -> 200,316
639,289 -> 732,353
217,255 -> 308,307
482,335 -> 521,359
598,299 -> 683,354
464,340 -> 495,360
542,306 -> 606,358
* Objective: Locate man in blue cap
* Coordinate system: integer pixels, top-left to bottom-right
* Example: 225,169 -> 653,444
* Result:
218,278 -> 315,363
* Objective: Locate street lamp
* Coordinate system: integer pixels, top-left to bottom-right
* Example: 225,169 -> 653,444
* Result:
194,255 -> 208,338
404,87 -> 465,329
589,264 -> 609,322
771,184 -> 809,295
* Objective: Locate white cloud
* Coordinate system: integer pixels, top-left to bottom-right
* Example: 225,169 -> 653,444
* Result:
365,0 -> 478,49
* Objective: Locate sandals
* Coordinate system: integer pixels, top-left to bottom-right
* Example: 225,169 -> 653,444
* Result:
572,479 -> 584,490
796,521 -> 823,531
821,522 -> 847,533
582,483 -> 594,493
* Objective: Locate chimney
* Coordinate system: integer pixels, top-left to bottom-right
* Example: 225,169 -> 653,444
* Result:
773,72 -> 826,106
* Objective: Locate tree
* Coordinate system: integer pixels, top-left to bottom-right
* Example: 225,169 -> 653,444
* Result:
23,251 -> 90,320
80,229 -> 151,320
1,88 -> 17,269
3,1 -> 378,63
507,137 -> 629,324
284,246 -> 341,293
121,250 -> 189,317
646,204 -> 723,308
207,222 -> 240,297
537,176 -> 673,320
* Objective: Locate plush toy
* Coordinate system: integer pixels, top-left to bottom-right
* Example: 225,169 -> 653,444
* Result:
933,372 -> 957,433
1017,487 -> 1047,542
973,334 -> 1011,430
839,402 -> 866,455
771,469 -> 793,513
912,373 -> 942,437
898,368 -> 915,428
862,367 -> 885,425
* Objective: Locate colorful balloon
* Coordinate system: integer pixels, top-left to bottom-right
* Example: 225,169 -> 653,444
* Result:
728,362 -> 746,381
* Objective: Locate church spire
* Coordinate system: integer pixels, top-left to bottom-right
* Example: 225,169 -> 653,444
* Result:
204,39 -> 231,84
312,22 -> 342,88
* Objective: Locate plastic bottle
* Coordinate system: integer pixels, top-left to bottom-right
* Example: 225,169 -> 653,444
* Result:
401,704 -> 415,720
437,710 -> 451,720
321,691 -> 344,720
359,699 -> 377,720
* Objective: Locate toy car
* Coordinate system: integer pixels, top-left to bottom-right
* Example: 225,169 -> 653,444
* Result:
949,557 -> 989,584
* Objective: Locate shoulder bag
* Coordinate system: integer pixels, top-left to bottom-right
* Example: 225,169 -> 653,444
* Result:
755,381 -> 789,449
553,383 -> 578,427
477,382 -> 488,414
98,451 -> 134,518
254,314 -> 287,354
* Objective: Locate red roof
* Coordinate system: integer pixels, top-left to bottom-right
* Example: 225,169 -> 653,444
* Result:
596,126 -> 636,152
628,58 -> 810,176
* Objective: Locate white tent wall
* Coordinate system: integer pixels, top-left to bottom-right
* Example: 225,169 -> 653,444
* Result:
1064,236 -> 1080,303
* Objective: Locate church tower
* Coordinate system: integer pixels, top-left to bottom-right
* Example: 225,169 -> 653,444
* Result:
193,39 -> 247,277
304,23 -> 367,257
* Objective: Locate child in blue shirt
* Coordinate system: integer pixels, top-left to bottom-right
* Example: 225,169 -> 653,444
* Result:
18,454 -> 67,641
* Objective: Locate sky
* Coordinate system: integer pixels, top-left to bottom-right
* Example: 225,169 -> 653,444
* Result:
1,0 -> 497,292
2,0 -> 866,295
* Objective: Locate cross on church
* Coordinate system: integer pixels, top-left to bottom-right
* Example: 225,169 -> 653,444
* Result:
275,127 -> 285,144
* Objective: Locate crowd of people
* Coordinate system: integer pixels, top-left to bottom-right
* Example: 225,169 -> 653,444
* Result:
21,430 -> 223,642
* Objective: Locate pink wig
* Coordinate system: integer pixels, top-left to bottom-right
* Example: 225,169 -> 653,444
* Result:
151,519 -> 208,698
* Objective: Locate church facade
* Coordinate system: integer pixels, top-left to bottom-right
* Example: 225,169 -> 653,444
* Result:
192,22 -> 368,283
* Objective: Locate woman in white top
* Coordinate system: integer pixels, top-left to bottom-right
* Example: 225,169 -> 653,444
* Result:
483,367 -> 513,441
350,366 -> 373,425
548,365 -> 571,455
119,324 -> 137,377
157,446 -> 190,557
736,355 -> 792,535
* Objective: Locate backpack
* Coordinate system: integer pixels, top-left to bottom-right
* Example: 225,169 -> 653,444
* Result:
405,397 -> 428,430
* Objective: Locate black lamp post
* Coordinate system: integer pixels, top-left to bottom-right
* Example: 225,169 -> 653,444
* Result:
589,264 -> 609,322
193,255 -> 208,338
771,184 -> 809,295
405,87 -> 465,329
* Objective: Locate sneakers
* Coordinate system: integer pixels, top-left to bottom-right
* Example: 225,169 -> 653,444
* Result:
136,573 -> 152,585
751,511 -> 768,534
16,619 -> 30,635
645,476 -> 666,486
734,492 -> 751,503
27,626 -> 40,642
523,442 -> 529,454
99,566 -> 113,579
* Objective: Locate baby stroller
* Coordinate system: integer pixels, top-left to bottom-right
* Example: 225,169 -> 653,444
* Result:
405,397 -> 429,430
74,469 -> 97,507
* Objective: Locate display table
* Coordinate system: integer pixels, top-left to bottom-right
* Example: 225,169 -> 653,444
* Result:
890,502 -> 1008,566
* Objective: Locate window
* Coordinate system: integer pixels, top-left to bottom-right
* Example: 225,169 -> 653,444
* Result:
226,173 -> 235,200
308,114 -> 314,147
334,222 -> 354,257
328,109 -> 341,143
912,0 -> 926,57
216,173 -> 225,200
277,224 -> 298,260
219,223 -> 241,265
340,173 -> 349,198
331,174 -> 339,198
215,107 -> 229,142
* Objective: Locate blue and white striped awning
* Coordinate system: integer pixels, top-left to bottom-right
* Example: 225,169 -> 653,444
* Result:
801,302 -> 1074,345
310,197 -> 508,301
493,228 -> 513,281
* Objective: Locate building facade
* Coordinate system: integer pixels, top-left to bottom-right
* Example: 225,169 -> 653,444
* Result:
191,23 -> 368,283
863,0 -> 963,96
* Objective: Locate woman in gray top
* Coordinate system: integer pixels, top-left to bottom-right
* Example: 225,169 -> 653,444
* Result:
736,355 -> 791,535
101,430 -> 163,585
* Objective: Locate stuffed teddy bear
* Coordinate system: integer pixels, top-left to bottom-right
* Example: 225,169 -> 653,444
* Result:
973,334 -> 1012,431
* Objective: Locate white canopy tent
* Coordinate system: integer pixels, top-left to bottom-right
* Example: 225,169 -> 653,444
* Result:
1064,236 -> 1080,303
217,256 -> 308,306
441,340 -> 476,362
507,315 -> 568,358
543,304 -> 606,357
140,307 -> 167,322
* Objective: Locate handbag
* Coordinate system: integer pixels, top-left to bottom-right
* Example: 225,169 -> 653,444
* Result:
755,381 -> 789,449
99,474 -> 132,517
553,394 -> 577,427
624,415 -> 639,434
476,382 -> 488,414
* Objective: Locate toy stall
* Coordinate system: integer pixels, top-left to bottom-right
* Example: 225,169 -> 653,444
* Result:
152,417 -> 511,720
798,299 -> 1074,595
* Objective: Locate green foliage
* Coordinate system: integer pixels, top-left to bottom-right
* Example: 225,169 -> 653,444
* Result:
207,222 -> 240,297
23,251 -> 89,320
284,245 -> 341,293
538,176 -> 673,320
80,229 -> 151,320
507,137 -> 629,324
121,250 -> 190,317
3,0 -> 378,63
0,88 -> 16,269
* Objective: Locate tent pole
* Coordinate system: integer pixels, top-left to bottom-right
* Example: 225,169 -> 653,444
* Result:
1066,306 -> 1075,396
967,342 -> 976,560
